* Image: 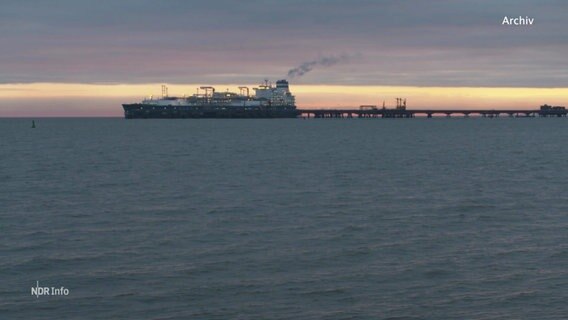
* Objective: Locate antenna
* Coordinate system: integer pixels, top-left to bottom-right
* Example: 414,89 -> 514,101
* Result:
161,85 -> 168,98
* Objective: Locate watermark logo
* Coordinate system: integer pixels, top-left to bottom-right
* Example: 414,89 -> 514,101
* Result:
31,281 -> 69,298
502,15 -> 534,26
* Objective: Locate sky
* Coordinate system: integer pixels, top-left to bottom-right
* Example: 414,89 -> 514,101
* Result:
1,0 -> 567,116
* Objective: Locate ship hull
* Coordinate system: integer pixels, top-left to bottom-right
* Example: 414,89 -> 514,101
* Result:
123,104 -> 299,119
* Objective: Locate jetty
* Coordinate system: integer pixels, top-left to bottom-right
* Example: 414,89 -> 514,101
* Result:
298,104 -> 567,118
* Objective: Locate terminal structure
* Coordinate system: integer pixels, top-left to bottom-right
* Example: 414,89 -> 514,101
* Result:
123,81 -> 566,119
299,103 -> 567,118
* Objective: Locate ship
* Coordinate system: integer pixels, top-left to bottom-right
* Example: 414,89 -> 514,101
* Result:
122,79 -> 299,119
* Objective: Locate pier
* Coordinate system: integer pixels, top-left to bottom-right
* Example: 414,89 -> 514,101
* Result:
298,104 -> 567,119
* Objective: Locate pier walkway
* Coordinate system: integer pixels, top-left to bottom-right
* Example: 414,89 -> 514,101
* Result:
298,107 -> 567,118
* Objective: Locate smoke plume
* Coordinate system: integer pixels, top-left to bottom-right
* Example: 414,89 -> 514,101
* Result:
287,54 -> 353,78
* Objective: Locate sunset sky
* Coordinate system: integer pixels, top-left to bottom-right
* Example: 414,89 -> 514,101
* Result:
1,0 -> 567,116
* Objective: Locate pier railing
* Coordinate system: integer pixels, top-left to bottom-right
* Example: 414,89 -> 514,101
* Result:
297,108 -> 567,118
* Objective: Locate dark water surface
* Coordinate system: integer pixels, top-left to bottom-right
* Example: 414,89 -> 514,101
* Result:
1,118 -> 567,319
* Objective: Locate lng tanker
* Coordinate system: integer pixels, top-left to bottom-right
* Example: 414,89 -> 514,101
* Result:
122,79 -> 298,119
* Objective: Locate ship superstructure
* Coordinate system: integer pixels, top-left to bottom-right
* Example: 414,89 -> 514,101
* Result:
123,79 -> 297,118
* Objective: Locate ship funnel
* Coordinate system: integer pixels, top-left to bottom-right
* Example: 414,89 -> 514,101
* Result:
276,80 -> 289,90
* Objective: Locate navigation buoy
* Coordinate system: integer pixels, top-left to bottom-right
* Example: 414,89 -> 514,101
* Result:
31,120 -> 36,128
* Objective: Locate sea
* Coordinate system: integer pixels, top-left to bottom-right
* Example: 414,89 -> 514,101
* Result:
1,118 -> 567,319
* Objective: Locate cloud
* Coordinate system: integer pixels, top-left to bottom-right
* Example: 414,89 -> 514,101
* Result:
0,1 -> 567,87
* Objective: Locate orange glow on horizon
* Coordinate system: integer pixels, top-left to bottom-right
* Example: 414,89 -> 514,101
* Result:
1,83 -> 568,116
